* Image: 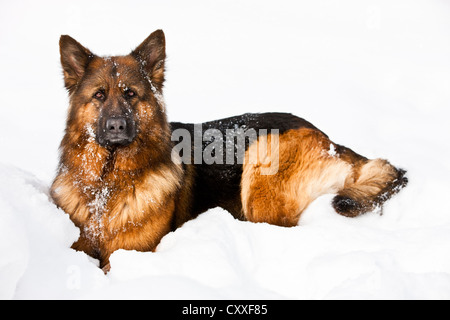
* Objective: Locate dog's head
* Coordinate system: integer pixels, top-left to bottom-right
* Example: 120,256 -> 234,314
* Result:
60,30 -> 168,152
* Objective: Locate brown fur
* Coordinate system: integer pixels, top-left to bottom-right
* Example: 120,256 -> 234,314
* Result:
52,30 -> 182,269
242,128 -> 407,226
52,30 -> 407,271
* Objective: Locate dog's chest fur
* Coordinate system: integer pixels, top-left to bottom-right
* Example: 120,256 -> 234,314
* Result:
51,157 -> 182,259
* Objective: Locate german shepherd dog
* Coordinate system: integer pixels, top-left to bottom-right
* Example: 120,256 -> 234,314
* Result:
51,30 -> 407,271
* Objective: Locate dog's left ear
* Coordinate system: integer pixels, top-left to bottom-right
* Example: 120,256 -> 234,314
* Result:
132,29 -> 166,91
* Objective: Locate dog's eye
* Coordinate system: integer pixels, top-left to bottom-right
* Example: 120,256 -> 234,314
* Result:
94,91 -> 105,100
125,89 -> 136,99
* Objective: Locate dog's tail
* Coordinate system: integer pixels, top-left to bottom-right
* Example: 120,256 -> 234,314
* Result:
332,146 -> 408,217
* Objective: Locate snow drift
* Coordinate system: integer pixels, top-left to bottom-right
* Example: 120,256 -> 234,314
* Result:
1,162 -> 450,299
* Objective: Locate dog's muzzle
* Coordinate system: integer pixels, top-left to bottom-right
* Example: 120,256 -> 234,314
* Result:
98,117 -> 136,147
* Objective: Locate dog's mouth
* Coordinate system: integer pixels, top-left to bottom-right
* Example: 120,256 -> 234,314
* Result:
97,135 -> 135,148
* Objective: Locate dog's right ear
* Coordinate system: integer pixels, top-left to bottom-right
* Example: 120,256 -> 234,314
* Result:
59,35 -> 94,93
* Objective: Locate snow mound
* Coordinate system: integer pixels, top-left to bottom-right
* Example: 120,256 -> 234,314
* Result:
1,162 -> 450,299
0,165 -> 106,299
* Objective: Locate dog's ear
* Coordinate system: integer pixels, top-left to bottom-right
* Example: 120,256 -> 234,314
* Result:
132,29 -> 166,91
60,35 -> 94,93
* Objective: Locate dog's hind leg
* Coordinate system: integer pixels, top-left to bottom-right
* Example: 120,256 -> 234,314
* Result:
241,129 -> 354,227
241,129 -> 408,227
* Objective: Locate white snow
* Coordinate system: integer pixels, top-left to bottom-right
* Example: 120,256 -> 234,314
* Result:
1,0 -> 450,299
85,124 -> 96,142
327,144 -> 337,157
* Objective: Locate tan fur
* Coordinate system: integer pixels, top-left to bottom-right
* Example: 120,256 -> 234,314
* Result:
242,129 -> 352,226
241,128 -> 405,226
344,159 -> 398,200
333,158 -> 404,217
52,155 -> 183,268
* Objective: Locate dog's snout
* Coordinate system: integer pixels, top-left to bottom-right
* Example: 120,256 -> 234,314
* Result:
98,116 -> 136,147
106,118 -> 127,134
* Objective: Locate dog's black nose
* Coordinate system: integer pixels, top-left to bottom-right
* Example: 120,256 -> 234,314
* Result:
106,118 -> 127,134
100,117 -> 135,146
